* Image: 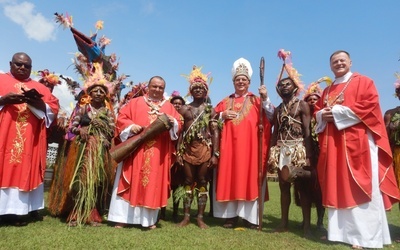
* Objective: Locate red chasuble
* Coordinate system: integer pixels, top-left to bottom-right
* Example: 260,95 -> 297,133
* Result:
315,73 -> 400,209
0,73 -> 59,191
116,96 -> 182,209
214,92 -> 271,202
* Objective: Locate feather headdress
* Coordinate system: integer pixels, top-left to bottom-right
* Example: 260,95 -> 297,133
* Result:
277,49 -> 304,96
119,82 -> 148,106
55,12 -> 130,100
35,69 -> 61,87
303,76 -> 332,101
181,65 -> 212,96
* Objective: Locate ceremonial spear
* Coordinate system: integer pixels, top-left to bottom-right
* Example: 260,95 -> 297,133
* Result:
258,57 -> 265,231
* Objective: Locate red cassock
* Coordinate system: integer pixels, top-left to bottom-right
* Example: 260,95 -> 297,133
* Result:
116,97 -> 182,209
214,93 -> 271,202
315,73 -> 400,209
0,73 -> 59,191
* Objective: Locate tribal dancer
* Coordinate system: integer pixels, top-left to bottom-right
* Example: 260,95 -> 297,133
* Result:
176,66 -> 219,229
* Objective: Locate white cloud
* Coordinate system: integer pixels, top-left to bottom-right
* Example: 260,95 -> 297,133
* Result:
31,74 -> 77,116
51,78 -> 77,116
3,1 -> 56,42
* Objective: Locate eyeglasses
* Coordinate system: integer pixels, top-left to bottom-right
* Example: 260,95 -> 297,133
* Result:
13,62 -> 32,69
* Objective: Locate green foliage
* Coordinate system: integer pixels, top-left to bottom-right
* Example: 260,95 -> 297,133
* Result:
179,104 -> 213,155
173,185 -> 200,205
1,183 -> 399,249
390,113 -> 400,146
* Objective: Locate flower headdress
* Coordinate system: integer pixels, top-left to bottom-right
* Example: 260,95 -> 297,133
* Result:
303,76 -> 332,101
277,49 -> 304,96
181,65 -> 212,96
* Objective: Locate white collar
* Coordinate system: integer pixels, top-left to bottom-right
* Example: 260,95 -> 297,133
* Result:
334,71 -> 353,84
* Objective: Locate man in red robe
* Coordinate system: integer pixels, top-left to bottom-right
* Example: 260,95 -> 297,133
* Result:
315,50 -> 400,248
108,76 -> 182,229
213,58 -> 273,229
0,52 -> 59,225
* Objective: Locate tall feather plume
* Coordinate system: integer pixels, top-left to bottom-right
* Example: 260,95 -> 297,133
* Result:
54,12 -> 73,29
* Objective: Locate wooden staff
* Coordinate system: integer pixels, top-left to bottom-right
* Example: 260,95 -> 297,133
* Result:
258,57 -> 265,231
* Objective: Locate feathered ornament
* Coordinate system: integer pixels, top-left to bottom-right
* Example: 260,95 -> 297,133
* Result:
55,12 -> 130,114
60,75 -> 82,99
316,76 -> 333,86
277,49 -> 291,61
34,69 -> 61,87
54,12 -> 73,29
181,65 -> 212,97
277,49 -> 304,96
171,90 -> 181,97
119,82 -> 148,107
303,76 -> 332,101
95,20 -> 104,31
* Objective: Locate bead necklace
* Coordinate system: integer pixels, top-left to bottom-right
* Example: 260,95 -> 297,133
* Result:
144,96 -> 166,115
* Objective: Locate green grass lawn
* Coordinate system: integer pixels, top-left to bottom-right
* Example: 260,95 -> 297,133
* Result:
1,182 -> 400,249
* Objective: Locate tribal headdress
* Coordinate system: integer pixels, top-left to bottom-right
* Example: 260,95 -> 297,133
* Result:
169,90 -> 186,105
119,82 -> 148,107
55,12 -> 129,104
303,76 -> 332,101
35,69 -> 61,91
181,65 -> 212,96
277,49 -> 304,96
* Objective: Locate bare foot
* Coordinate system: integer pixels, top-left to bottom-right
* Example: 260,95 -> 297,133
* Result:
90,221 -> 101,227
177,217 -> 190,227
197,217 -> 208,229
303,229 -> 314,239
274,223 -> 288,233
351,245 -> 363,249
114,223 -> 126,228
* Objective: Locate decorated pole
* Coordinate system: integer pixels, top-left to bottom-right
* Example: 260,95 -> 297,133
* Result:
258,57 -> 265,231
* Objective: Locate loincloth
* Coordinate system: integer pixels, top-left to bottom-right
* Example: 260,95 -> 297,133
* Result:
183,140 -> 211,165
268,139 -> 306,170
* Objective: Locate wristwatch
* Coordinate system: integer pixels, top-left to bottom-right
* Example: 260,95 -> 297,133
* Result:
213,151 -> 220,158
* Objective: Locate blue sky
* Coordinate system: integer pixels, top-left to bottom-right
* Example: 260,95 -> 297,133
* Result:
0,0 -> 399,115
